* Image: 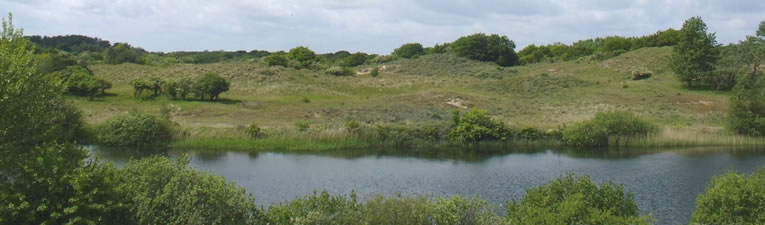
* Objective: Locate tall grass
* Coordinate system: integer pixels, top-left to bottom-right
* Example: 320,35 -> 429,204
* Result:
610,128 -> 765,148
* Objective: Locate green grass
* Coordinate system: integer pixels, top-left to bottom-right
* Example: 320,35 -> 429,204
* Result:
72,47 -> 764,150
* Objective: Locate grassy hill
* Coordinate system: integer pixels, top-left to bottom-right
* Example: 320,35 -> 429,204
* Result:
75,47 -> 750,149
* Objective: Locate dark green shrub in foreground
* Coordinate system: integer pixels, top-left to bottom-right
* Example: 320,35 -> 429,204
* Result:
96,112 -> 174,147
690,169 -> 765,224
562,111 -> 657,147
505,173 -> 652,225
119,155 -> 266,225
449,108 -> 512,143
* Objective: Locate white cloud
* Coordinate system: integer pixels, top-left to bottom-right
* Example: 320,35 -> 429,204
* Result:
1,0 -> 763,54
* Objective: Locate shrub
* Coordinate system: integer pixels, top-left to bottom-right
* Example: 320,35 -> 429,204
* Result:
374,124 -> 414,148
325,66 -> 354,76
266,190 -> 358,225
96,112 -> 174,147
64,69 -> 99,99
728,75 -> 765,136
449,108 -> 512,143
247,123 -> 265,138
264,54 -> 288,67
392,43 -> 425,59
129,78 -> 150,97
194,72 -> 230,101
562,111 -> 657,147
370,67 -> 379,77
119,155 -> 266,225
287,46 -> 320,68
295,121 -> 310,132
690,168 -> 765,224
505,173 -> 652,225
345,120 -> 362,135
342,52 -> 367,67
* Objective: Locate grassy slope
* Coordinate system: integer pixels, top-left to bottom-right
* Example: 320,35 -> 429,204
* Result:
75,47 -> 743,148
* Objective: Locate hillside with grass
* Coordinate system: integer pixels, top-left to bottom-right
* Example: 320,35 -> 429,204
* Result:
70,45 -> 753,150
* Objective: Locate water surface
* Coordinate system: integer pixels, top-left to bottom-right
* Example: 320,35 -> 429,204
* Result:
91,147 -> 765,225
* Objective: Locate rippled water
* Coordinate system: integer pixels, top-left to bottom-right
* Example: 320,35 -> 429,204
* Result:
91,147 -> 765,225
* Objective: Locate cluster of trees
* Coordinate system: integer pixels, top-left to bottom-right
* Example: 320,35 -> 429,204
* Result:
518,28 -> 681,65
130,72 -> 230,101
58,65 -> 112,100
392,33 -> 520,67
27,34 -> 111,54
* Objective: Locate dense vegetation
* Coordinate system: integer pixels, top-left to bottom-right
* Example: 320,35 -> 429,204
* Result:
562,111 -> 657,147
690,168 -> 765,224
96,112 -> 174,147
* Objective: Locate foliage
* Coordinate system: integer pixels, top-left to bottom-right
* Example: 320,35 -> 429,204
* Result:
247,123 -> 265,138
119,155 -> 266,225
370,67 -> 379,77
26,34 -> 111,54
325,66 -> 354,76
562,111 -> 658,147
295,121 -> 310,132
670,17 -> 719,88
690,168 -> 765,225
288,46 -> 320,68
194,72 -> 230,100
728,75 -> 765,136
96,112 -> 174,147
0,13 -> 84,178
345,120 -> 362,135
0,143 -> 127,225
449,108 -> 512,143
104,43 -> 144,64
691,169 -> 765,224
450,33 -> 519,67
506,173 -> 652,225
264,54 -> 289,67
165,76 -> 194,100
342,52 -> 368,67
392,43 -> 425,59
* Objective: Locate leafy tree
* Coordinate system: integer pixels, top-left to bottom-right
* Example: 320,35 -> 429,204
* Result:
129,78 -> 150,97
392,43 -> 425,59
670,17 -> 719,88
506,173 -> 652,225
96,112 -> 174,147
449,108 -> 512,143
728,75 -> 765,136
690,168 -> 765,224
450,33 -> 519,67
65,69 -> 99,100
0,13 -> 84,178
95,78 -> 111,94
287,46 -> 319,68
194,72 -> 230,100
147,76 -> 164,96
26,34 -> 111,54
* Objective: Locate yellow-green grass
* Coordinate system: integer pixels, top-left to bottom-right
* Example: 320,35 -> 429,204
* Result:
73,47 -> 757,150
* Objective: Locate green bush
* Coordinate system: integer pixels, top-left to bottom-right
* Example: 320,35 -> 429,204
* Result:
325,66 -> 354,76
728,75 -> 765,136
247,123 -> 265,138
96,112 -> 174,147
295,121 -> 310,132
562,111 -> 657,147
194,72 -> 230,101
287,46 -> 320,68
505,173 -> 652,225
266,190 -> 358,225
370,67 -> 379,77
690,168 -> 765,224
345,120 -> 362,135
392,43 -> 425,59
449,108 -> 512,143
450,33 -> 519,67
264,54 -> 288,67
119,155 -> 266,225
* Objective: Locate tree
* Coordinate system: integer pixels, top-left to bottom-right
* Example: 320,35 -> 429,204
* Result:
104,43 -> 144,64
194,72 -> 230,100
670,17 -> 719,88
65,69 -> 99,100
450,33 -> 519,67
287,46 -> 319,68
392,43 -> 425,59
690,169 -> 765,224
506,173 -> 652,225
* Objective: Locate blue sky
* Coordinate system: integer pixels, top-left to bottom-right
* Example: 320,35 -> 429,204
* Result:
2,0 -> 764,54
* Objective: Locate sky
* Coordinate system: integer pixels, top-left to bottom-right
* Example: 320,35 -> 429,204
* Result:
2,0 -> 764,54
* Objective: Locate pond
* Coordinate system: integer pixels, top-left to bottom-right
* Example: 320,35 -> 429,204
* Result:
90,147 -> 765,225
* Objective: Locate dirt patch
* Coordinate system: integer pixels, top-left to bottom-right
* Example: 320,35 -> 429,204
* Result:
445,98 -> 469,109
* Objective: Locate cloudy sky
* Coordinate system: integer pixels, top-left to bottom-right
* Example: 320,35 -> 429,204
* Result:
2,0 -> 764,54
